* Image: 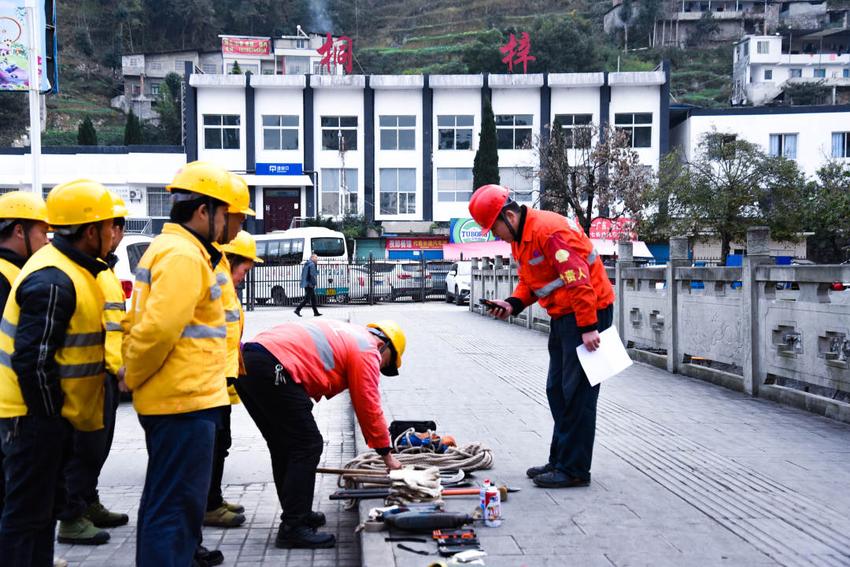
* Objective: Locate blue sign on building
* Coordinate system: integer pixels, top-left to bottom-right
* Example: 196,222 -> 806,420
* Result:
256,163 -> 303,176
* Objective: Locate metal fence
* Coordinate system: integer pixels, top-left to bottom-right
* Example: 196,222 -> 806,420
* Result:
242,258 -> 456,311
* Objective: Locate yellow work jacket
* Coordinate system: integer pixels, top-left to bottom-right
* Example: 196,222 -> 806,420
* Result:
0,257 -> 21,288
215,253 -> 242,405
97,265 -> 125,376
0,245 -> 106,431
123,223 -> 229,415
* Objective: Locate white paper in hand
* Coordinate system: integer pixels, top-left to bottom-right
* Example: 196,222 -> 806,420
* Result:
576,326 -> 633,386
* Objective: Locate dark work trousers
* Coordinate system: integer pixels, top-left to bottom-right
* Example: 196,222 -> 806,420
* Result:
0,415 -> 73,567
237,346 -> 324,525
136,407 -> 221,567
295,287 -> 320,315
546,304 -> 614,481
206,404 -> 232,511
59,374 -> 119,520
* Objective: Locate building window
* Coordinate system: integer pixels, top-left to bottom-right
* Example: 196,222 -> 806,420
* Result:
814,68 -> 826,78
175,60 -> 191,72
320,168 -> 358,216
832,132 -> 850,158
769,133 -> 797,159
379,168 -> 416,215
147,186 -> 170,217
844,68 -> 849,78
132,84 -> 141,96
436,168 -> 473,202
554,114 -> 593,149
790,68 -> 802,78
202,63 -> 218,74
614,113 -> 652,148
756,41 -> 769,54
149,61 -> 162,71
763,69 -> 772,81
296,39 -> 307,49
150,82 -> 160,96
262,115 -> 299,150
742,42 -> 749,57
379,115 -> 416,150
203,114 -> 240,149
437,115 -> 474,150
496,114 -> 533,150
499,167 -> 534,202
321,116 -> 357,151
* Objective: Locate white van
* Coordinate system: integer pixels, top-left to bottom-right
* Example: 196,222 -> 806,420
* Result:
252,227 -> 350,305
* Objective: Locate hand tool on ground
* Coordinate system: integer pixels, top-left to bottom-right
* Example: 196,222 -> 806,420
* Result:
317,466 -> 465,486
383,511 -> 474,533
385,537 -> 429,543
442,484 -> 519,501
397,543 -> 431,556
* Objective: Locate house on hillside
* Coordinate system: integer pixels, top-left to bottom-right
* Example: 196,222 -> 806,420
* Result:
604,0 -> 848,48
732,30 -> 850,105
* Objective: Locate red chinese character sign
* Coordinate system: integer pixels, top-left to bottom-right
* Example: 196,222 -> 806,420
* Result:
500,32 -> 535,74
589,218 -> 637,241
317,33 -> 353,75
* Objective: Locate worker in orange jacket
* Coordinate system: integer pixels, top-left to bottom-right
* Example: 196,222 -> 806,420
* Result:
469,184 -> 615,489
238,319 -> 405,549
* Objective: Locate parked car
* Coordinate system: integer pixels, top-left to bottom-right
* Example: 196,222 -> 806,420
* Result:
445,261 -> 472,305
427,261 -> 453,297
348,264 -> 393,302
114,234 -> 153,305
388,263 -> 431,301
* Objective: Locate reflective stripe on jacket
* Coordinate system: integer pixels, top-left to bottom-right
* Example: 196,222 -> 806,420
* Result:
0,245 -> 106,431
123,223 -> 229,415
251,320 -> 390,449
510,209 -> 615,329
97,266 -> 125,376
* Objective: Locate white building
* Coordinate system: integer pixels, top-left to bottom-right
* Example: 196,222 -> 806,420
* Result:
220,29 -> 346,76
189,68 -> 669,233
671,103 -> 850,177
732,31 -> 850,106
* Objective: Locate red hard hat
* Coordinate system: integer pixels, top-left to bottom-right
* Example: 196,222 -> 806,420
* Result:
468,184 -> 510,235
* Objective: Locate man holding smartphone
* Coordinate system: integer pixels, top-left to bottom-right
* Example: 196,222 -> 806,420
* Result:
468,184 -> 615,489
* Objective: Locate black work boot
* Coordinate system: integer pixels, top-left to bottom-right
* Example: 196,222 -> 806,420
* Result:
275,522 -> 335,549
194,545 -> 224,566
304,510 -> 327,528
526,463 -> 555,478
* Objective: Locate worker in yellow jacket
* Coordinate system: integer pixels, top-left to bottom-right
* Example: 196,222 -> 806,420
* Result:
57,193 -> 130,544
0,191 -> 50,519
0,180 -> 121,567
121,161 -> 239,567
203,173 -> 254,528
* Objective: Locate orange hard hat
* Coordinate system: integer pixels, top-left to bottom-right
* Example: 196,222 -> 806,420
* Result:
468,184 -> 510,235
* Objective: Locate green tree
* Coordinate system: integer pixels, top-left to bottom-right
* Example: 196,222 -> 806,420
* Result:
77,116 -> 98,145
650,133 -> 807,265
805,161 -> 850,263
231,61 -> 242,75
124,109 -> 144,145
528,15 -> 605,72
0,93 -> 29,146
473,97 -> 499,191
156,72 -> 183,145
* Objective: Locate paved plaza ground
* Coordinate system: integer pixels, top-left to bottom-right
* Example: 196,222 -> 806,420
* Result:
57,302 -> 850,566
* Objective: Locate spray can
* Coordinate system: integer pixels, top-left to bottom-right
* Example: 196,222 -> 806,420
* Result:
479,479 -> 491,514
484,483 -> 502,527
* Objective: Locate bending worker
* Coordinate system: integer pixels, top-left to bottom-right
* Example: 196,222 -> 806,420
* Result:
468,184 -> 615,489
238,319 -> 405,549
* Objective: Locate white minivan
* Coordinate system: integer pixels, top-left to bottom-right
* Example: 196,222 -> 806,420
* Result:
445,260 -> 471,305
252,227 -> 350,305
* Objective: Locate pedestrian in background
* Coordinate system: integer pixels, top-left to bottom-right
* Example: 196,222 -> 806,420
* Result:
295,253 -> 321,317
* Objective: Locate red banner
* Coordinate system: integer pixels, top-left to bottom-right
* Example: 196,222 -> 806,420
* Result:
589,218 -> 637,241
221,37 -> 271,56
386,237 -> 447,250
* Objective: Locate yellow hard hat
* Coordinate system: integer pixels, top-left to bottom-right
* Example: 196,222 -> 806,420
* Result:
367,320 -> 406,376
227,173 -> 255,216
220,230 -> 263,263
46,179 -> 121,227
0,191 -> 48,223
166,161 -> 238,206
110,193 -> 129,218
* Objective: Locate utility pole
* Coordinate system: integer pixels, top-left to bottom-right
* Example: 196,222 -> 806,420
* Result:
25,0 -> 42,195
